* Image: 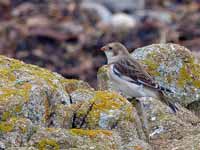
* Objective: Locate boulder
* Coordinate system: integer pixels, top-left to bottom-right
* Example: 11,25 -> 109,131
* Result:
0,55 -> 150,149
132,43 -> 200,114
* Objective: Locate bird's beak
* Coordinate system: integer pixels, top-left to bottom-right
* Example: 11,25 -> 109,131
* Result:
100,46 -> 106,51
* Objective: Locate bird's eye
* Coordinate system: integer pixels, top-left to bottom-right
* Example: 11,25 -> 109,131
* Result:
108,46 -> 112,50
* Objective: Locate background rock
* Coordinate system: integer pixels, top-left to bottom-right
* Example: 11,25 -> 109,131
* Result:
84,0 -> 145,13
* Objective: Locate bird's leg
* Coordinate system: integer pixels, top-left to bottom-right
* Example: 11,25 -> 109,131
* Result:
128,98 -> 150,142
136,98 -> 149,140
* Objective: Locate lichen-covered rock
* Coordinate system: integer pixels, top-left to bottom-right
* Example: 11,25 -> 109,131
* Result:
0,55 -> 151,149
0,55 -> 83,126
97,65 -> 110,90
138,97 -> 200,150
52,90 -> 150,145
74,91 -> 134,129
131,43 -> 200,108
0,117 -> 36,147
29,128 -> 121,150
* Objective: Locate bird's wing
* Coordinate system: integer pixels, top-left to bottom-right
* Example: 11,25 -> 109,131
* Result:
113,57 -> 171,92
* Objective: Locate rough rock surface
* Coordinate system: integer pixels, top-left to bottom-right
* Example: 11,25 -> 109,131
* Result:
1,43 -> 200,149
131,43 -> 200,114
98,43 -> 200,149
0,55 -> 150,149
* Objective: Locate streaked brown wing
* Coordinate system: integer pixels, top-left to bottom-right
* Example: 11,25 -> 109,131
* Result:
114,57 -> 159,89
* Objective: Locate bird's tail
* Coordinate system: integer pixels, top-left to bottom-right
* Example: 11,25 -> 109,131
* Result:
158,91 -> 178,113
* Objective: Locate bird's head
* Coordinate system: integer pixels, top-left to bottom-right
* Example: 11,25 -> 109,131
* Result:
101,42 -> 129,63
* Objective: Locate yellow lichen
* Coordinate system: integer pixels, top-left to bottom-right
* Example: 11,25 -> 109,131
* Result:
0,117 -> 18,132
190,63 -> 200,88
37,139 -> 60,150
76,91 -> 132,128
1,111 -> 11,121
142,59 -> 160,76
97,65 -> 109,74
26,65 -> 60,90
177,65 -> 190,87
0,69 -> 16,82
45,128 -> 61,132
1,104 -> 22,121
0,85 -> 31,102
177,63 -> 200,88
123,105 -> 135,122
0,121 -> 14,132
70,129 -> 112,138
16,118 -> 30,133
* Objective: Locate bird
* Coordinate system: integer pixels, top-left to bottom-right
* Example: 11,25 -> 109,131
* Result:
100,42 -> 178,112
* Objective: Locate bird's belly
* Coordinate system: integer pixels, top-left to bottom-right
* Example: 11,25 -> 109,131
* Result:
109,69 -> 158,98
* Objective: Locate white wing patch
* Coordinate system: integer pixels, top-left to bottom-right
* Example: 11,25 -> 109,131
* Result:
112,64 -> 138,84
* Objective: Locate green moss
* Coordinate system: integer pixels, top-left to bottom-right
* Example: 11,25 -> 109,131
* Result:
70,129 -> 112,138
37,139 -> 60,150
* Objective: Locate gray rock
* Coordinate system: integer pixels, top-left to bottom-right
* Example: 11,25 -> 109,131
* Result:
110,13 -> 137,29
81,1 -> 112,23
0,55 -> 150,149
134,10 -> 173,24
132,43 -> 200,108
139,97 -> 200,150
84,0 -> 145,13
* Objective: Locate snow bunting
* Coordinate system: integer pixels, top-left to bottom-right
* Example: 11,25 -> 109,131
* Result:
101,42 -> 178,112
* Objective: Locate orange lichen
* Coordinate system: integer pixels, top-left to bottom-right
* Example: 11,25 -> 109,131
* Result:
133,145 -> 143,150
